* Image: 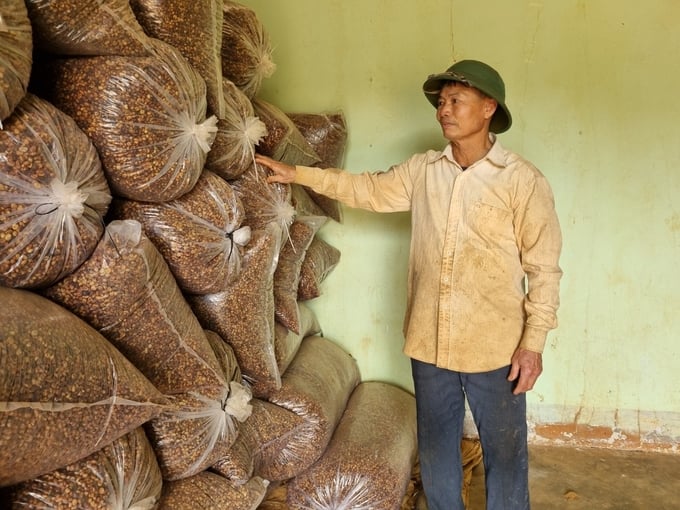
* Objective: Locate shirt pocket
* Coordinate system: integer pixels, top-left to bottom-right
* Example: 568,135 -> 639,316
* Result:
465,201 -> 514,248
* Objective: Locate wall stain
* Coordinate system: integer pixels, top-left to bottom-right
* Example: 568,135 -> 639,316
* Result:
665,213 -> 680,233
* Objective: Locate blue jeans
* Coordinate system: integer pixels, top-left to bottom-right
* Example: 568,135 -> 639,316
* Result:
411,359 -> 530,510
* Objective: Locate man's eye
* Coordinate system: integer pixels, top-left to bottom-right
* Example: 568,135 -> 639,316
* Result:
438,99 -> 457,107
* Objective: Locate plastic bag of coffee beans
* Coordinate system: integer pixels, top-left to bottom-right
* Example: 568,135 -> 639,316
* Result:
0,1 -> 32,125
221,0 -> 276,99
0,286 -> 167,487
5,428 -> 162,508
42,39 -> 217,202
0,93 -> 111,289
111,171 -> 250,295
25,0 -> 151,57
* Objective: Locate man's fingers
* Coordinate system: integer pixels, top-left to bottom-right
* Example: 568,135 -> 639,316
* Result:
507,363 -> 520,382
508,349 -> 543,395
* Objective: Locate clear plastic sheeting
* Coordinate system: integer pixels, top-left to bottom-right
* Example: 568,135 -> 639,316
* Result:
0,93 -> 111,289
160,471 -> 268,510
44,220 -> 225,397
42,39 -> 216,202
24,0 -> 151,57
188,223 -> 283,399
130,0 -> 226,119
252,98 -> 320,167
5,427 -> 162,509
0,0 -> 32,126
112,171 -> 250,295
221,1 -> 276,99
0,286 -> 167,487
297,237 -> 342,302
206,78 -> 267,180
286,382 -> 418,510
274,215 -> 327,333
258,336 -> 361,482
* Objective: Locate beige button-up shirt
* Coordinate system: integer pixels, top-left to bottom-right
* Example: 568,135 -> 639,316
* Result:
294,137 -> 562,372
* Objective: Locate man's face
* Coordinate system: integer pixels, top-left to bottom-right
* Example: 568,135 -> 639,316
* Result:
436,82 -> 497,143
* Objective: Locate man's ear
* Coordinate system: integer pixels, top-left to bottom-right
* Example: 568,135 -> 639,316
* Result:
484,98 -> 498,120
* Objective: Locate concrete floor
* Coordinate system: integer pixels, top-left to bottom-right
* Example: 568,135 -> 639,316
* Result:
467,444 -> 680,509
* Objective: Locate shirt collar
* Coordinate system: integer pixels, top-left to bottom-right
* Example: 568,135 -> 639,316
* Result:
485,134 -> 507,168
429,134 -> 508,169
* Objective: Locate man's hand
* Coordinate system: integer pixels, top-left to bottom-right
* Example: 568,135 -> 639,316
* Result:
507,348 -> 543,395
255,154 -> 297,184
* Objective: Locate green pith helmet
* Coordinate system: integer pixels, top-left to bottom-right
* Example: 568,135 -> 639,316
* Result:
423,59 -> 512,133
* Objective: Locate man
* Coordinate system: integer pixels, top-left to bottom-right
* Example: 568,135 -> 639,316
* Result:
256,59 -> 562,510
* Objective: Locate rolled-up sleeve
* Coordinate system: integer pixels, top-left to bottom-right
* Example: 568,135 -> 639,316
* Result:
295,165 -> 412,212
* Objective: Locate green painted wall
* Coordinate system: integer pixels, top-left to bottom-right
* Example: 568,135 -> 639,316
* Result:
239,0 -> 680,445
